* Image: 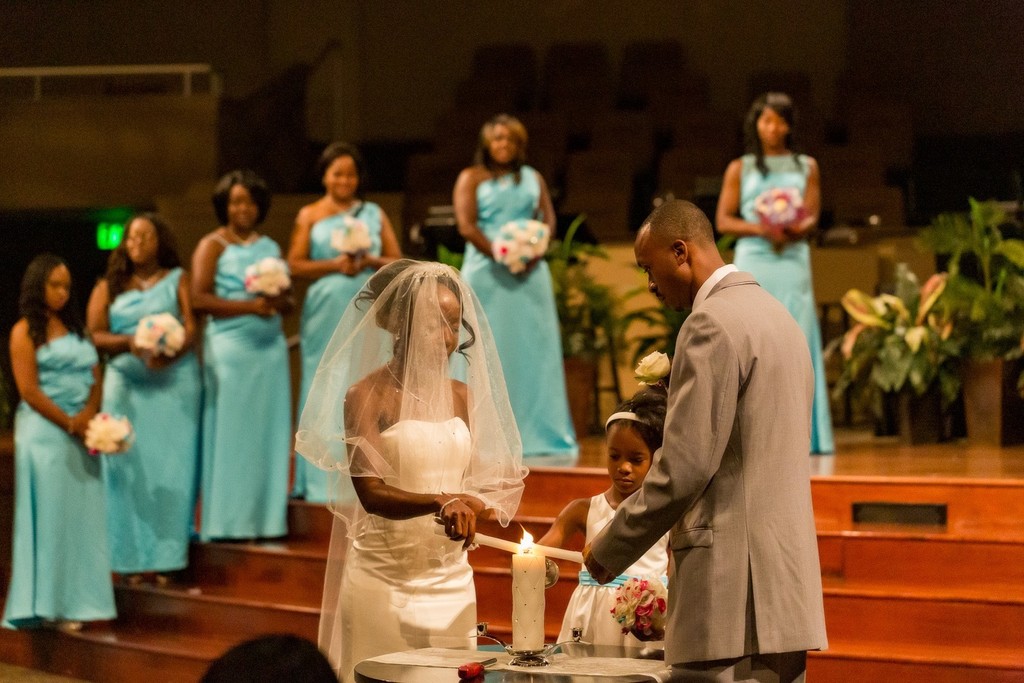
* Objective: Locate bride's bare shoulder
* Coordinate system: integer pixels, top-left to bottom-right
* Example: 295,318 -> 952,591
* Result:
345,369 -> 389,405
451,379 -> 469,420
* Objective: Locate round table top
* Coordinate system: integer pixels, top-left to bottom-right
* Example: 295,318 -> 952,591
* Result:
355,643 -> 667,683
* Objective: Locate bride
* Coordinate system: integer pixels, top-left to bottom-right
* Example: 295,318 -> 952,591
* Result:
295,259 -> 526,682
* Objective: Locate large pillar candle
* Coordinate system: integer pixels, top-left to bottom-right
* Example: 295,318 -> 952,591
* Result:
511,531 -> 545,652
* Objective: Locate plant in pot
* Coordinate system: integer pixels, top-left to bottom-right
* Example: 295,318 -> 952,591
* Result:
547,215 -> 624,436
917,198 -> 1024,445
618,234 -> 737,366
620,291 -> 688,366
829,266 -> 962,443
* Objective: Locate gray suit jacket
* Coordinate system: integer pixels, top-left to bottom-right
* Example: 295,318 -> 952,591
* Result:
590,271 -> 827,664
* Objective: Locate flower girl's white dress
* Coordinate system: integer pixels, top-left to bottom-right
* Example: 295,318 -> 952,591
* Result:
559,493 -> 670,648
336,418 -> 476,683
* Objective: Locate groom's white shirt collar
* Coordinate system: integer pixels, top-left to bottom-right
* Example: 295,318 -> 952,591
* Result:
692,264 -> 738,310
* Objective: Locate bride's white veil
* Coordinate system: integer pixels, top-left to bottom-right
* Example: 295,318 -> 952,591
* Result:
294,259 -> 526,670
295,258 -> 525,522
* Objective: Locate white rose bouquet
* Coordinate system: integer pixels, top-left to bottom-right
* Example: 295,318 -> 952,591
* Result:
491,219 -> 550,274
84,413 -> 134,455
244,257 -> 291,296
133,312 -> 186,357
634,351 -> 671,386
611,576 -> 668,641
329,216 -> 372,256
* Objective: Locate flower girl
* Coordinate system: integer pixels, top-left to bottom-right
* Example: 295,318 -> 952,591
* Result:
538,387 -> 671,647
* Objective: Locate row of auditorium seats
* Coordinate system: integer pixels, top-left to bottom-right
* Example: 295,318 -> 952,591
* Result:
403,145 -> 907,241
403,40 -> 915,240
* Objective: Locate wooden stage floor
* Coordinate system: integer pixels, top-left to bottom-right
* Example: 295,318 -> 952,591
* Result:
575,426 -> 1024,481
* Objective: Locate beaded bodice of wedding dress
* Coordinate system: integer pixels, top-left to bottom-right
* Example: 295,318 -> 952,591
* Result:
351,417 -> 473,576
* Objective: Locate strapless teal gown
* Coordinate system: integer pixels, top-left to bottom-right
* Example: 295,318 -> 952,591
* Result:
460,166 -> 577,462
293,202 -> 384,503
733,154 -> 835,454
3,333 -> 116,627
101,268 -> 201,572
200,237 -> 291,539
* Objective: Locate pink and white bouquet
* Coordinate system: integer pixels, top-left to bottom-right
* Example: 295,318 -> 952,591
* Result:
330,216 -> 372,256
244,257 -> 291,296
133,312 -> 185,357
753,187 -> 806,237
84,413 -> 134,455
611,576 -> 668,641
492,219 -> 550,274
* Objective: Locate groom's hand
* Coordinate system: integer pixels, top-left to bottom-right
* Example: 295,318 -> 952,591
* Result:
583,544 -> 616,584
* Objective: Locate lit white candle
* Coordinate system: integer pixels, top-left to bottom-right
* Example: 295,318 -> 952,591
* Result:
511,530 -> 545,652
474,532 -> 585,564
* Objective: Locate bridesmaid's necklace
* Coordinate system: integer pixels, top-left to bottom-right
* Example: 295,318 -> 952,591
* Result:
224,228 -> 259,246
331,198 -> 361,215
132,269 -> 165,290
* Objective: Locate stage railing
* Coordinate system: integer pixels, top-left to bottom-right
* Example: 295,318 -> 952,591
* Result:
0,63 -> 220,100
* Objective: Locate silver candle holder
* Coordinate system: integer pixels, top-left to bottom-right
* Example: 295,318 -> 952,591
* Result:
475,623 -> 586,667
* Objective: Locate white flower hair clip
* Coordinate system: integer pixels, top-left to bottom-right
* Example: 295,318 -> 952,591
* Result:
634,351 -> 671,387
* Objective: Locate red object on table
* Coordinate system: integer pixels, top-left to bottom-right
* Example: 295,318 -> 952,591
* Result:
457,662 -> 485,679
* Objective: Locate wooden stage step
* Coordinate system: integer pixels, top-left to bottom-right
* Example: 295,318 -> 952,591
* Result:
808,642 -> 1024,682
0,622 -> 232,681
114,583 -> 319,642
812,475 -> 1024,538
184,538 -> 327,608
2,439 -> 1024,682
818,529 -> 1024,585
823,580 -> 1024,650
520,466 -> 607,517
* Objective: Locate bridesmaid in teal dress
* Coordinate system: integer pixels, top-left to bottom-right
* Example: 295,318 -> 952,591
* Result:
4,254 -> 115,629
716,92 -> 835,454
287,143 -> 401,502
192,170 -> 293,540
86,213 -> 200,581
454,114 -> 578,463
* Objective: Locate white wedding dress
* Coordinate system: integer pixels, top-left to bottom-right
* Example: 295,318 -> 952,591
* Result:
336,418 -> 477,683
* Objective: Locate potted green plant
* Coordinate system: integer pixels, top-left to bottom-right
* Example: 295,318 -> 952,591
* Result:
619,234 -> 736,366
547,215 -> 624,435
917,198 -> 1024,444
620,290 -> 688,366
830,265 -> 961,443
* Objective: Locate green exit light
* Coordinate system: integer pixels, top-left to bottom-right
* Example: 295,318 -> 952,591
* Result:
97,222 -> 125,250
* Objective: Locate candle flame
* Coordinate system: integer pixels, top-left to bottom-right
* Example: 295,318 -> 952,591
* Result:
519,529 -> 535,553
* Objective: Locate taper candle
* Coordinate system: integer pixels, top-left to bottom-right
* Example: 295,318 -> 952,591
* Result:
474,533 -> 585,564
511,531 -> 545,652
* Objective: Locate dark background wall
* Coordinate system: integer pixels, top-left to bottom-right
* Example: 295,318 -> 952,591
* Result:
845,1 -> 1024,135
0,0 -> 1021,393
3,1 -> 1021,141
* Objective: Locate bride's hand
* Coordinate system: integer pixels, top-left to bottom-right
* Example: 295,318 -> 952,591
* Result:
437,496 -> 478,550
454,494 -> 487,516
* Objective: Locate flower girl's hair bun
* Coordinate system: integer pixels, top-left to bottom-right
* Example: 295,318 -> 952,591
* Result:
606,386 -> 668,453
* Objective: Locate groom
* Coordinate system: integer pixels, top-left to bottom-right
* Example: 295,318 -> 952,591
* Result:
584,200 -> 826,682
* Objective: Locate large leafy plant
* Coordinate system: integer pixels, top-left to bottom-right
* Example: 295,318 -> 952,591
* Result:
620,290 -> 689,366
917,198 -> 1024,361
620,234 -> 736,366
831,266 -> 963,413
547,215 -> 623,361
